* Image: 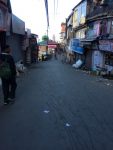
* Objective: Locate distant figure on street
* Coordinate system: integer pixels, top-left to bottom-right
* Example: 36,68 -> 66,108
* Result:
0,45 -> 17,105
61,46 -> 66,63
54,47 -> 58,59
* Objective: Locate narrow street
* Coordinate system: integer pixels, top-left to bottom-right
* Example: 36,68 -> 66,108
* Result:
0,59 -> 113,150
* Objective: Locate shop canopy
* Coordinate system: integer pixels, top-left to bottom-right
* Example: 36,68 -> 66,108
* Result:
69,38 -> 84,54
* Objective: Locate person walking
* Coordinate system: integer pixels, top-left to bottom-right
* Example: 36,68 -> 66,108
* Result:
0,45 -> 17,105
54,47 -> 58,59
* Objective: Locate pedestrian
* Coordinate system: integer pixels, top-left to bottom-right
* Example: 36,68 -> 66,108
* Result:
60,45 -> 66,63
54,47 -> 58,59
0,45 -> 17,105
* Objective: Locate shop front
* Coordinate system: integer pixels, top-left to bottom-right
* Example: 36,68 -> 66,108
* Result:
80,39 -> 96,70
98,40 -> 113,73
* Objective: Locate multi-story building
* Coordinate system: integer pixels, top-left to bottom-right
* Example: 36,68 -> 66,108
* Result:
81,0 -> 113,72
66,0 -> 87,63
65,0 -> 113,73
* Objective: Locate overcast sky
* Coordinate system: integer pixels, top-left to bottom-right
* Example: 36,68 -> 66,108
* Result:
10,0 -> 81,40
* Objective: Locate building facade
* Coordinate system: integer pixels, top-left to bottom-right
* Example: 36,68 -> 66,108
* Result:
82,0 -> 113,71
0,0 -> 12,52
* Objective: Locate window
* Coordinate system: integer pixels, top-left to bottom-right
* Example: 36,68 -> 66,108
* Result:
99,20 -> 107,35
81,2 -> 86,18
73,10 -> 78,27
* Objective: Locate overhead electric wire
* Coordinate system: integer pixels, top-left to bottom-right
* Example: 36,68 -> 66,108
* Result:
56,0 -> 58,14
54,0 -> 55,20
54,0 -> 59,20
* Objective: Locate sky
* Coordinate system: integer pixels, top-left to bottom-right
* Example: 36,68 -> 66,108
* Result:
10,0 -> 81,40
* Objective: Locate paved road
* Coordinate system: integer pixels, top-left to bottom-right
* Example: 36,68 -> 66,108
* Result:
0,59 -> 113,150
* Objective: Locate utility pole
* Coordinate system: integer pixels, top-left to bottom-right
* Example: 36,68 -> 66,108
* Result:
47,26 -> 48,52
44,0 -> 49,52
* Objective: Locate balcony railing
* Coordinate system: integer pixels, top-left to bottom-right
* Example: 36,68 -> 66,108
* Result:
87,6 -> 107,19
87,3 -> 113,20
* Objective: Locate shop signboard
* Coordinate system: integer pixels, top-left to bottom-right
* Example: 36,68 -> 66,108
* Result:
99,40 -> 111,52
99,40 -> 113,53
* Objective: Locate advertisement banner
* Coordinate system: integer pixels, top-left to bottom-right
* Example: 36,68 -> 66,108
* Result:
99,40 -> 113,53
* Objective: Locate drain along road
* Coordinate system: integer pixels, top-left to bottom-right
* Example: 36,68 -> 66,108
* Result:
0,59 -> 113,150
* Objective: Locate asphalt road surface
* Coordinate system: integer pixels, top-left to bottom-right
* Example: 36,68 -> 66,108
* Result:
0,59 -> 113,150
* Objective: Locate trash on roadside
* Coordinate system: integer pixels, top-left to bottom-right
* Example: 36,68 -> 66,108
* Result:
105,83 -> 112,86
72,59 -> 83,69
106,83 -> 110,86
43,110 -> 50,114
96,78 -> 103,82
65,123 -> 71,127
16,60 -> 27,73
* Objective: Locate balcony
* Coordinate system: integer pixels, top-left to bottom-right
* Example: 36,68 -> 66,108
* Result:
87,6 -> 107,20
87,4 -> 113,20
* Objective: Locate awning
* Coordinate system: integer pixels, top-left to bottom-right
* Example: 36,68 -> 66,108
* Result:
72,46 -> 84,54
68,38 -> 84,54
48,45 -> 57,48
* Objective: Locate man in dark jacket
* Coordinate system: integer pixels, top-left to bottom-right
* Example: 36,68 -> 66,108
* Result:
0,45 -> 17,105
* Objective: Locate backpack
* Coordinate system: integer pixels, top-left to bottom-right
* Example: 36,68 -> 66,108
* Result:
0,56 -> 12,79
